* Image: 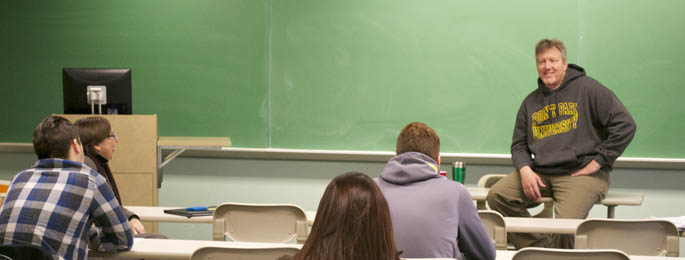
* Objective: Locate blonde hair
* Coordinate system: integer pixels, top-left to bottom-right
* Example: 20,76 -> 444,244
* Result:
535,38 -> 567,61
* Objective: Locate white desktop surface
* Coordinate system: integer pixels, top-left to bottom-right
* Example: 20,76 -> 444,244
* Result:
467,187 -> 643,206
127,206 -> 317,225
127,206 -> 213,223
130,206 -> 683,236
90,240 -> 685,260
496,249 -> 685,260
505,217 -> 581,234
128,205 -> 580,234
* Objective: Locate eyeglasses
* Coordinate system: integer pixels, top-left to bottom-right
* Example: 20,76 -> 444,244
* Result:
108,133 -> 117,139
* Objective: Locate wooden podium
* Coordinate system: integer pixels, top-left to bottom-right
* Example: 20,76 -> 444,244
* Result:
59,114 -> 159,233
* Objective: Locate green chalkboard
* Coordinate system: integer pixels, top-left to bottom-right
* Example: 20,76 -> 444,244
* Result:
0,0 -> 270,147
580,2 -> 685,158
2,1 -> 685,158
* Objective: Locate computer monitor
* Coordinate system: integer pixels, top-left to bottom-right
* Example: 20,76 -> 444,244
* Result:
62,68 -> 132,114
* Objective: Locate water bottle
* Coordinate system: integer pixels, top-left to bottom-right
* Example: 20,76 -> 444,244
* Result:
452,161 -> 466,184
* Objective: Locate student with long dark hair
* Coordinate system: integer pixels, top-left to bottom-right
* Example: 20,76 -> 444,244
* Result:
289,172 -> 400,260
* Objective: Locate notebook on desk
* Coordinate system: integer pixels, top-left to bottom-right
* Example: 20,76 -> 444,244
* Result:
163,206 -> 216,218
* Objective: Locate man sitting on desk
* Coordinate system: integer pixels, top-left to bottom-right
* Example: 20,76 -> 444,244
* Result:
375,122 -> 495,260
0,116 -> 132,260
486,38 -> 636,249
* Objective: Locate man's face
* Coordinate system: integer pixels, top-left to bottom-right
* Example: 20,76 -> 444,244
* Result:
536,48 -> 568,90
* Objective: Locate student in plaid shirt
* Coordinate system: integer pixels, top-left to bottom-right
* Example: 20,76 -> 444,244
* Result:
0,116 -> 133,260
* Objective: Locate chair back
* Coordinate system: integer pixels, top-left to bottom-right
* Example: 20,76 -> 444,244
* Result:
191,246 -> 299,260
213,202 -> 309,243
0,244 -> 53,260
475,174 -> 507,211
477,210 -> 507,250
574,218 -> 679,256
477,174 -> 507,188
0,180 -> 10,209
512,247 -> 630,260
476,173 -> 553,218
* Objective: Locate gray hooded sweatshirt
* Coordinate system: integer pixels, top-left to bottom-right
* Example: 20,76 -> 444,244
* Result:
375,152 -> 496,260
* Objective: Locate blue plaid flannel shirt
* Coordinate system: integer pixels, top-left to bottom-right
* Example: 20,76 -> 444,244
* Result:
0,159 -> 133,260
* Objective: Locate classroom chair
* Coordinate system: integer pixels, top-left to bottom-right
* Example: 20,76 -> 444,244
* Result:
0,180 -> 10,209
574,219 -> 679,257
191,246 -> 299,260
512,247 -> 630,260
212,202 -> 309,243
477,210 -> 507,250
477,174 -> 554,218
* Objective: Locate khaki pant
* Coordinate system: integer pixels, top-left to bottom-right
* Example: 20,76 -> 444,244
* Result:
485,170 -> 609,249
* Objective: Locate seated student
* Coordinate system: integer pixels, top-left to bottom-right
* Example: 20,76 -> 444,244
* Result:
0,116 -> 133,260
286,172 -> 400,260
376,122 -> 495,260
74,116 -> 152,237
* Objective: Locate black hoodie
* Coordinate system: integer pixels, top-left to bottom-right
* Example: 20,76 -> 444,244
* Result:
511,64 -> 636,175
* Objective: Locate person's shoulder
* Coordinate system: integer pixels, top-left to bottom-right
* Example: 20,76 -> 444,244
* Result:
64,164 -> 103,190
83,155 -> 98,170
452,181 -> 471,196
572,76 -> 618,99
431,177 -> 468,194
523,87 -> 544,100
14,166 -> 37,180
68,161 -> 107,189
434,178 -> 474,199
572,72 -> 608,89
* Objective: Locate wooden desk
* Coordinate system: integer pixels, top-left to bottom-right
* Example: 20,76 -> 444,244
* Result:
88,238 -> 301,259
156,136 -> 232,187
158,136 -> 232,151
468,187 -> 643,218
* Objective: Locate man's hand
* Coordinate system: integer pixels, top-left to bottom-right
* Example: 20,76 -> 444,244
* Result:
129,218 -> 146,235
520,166 -> 546,202
571,160 -> 601,176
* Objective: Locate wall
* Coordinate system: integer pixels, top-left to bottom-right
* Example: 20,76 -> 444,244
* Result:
2,0 -> 685,157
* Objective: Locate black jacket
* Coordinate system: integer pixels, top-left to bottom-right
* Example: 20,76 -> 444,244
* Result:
511,64 -> 636,174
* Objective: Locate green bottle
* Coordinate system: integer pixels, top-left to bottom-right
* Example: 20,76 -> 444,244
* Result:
452,161 -> 466,184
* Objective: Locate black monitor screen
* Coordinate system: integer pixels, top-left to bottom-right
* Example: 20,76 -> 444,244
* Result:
62,68 -> 132,114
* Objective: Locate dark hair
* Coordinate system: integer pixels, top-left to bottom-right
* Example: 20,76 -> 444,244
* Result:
293,172 -> 399,260
396,122 -> 440,162
535,38 -> 567,61
74,116 -> 111,153
32,116 -> 80,159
